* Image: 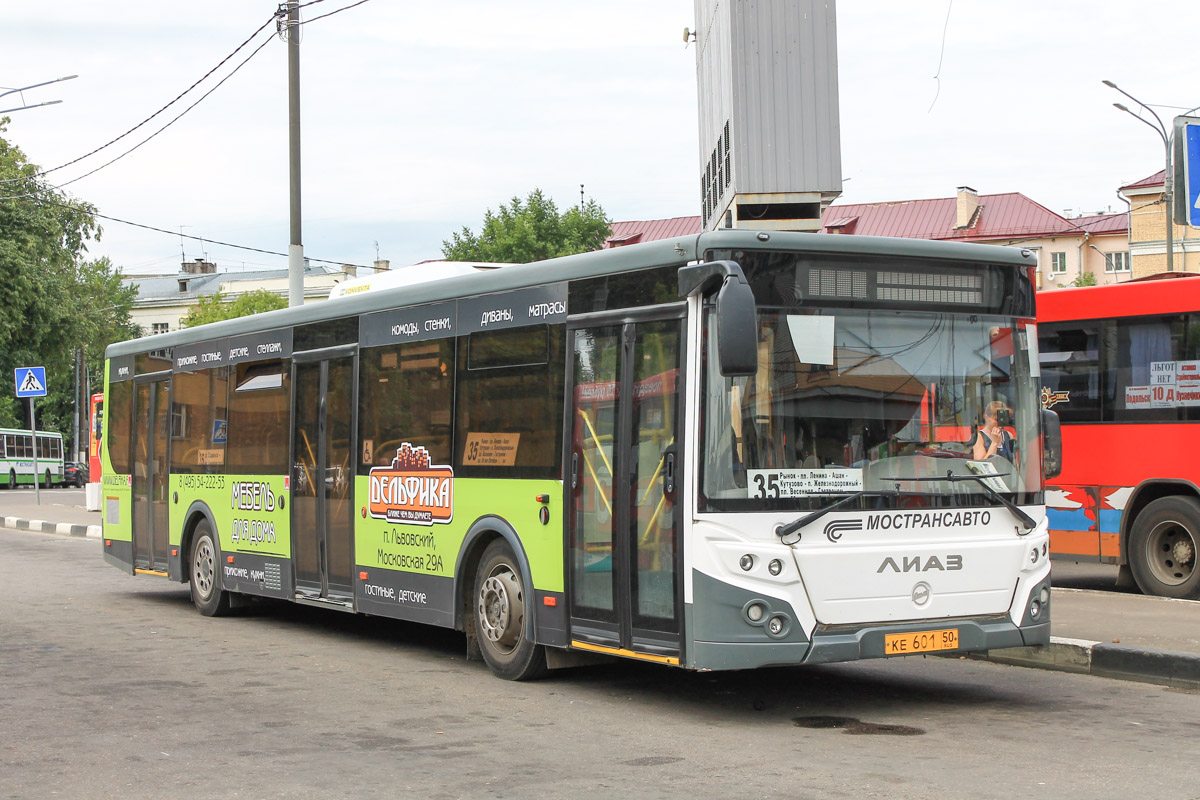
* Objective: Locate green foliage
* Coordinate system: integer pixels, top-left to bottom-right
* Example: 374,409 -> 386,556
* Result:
1071,272 -> 1098,287
0,119 -> 139,456
181,288 -> 287,328
442,189 -> 612,263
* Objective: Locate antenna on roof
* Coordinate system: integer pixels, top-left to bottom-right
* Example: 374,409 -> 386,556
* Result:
178,225 -> 190,262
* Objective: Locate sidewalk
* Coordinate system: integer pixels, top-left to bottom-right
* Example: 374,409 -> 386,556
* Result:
980,587 -> 1200,690
2,501 -> 1196,689
1,495 -> 101,539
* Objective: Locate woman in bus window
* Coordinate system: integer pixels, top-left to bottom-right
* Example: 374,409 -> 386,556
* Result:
970,401 -> 1015,461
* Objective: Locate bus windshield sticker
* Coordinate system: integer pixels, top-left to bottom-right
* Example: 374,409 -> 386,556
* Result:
785,315 -> 835,365
462,432 -> 520,467
747,468 -> 864,499
367,443 -> 454,526
964,461 -> 1008,493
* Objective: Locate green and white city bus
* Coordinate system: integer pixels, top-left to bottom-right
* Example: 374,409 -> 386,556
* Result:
101,230 -> 1058,680
1,428 -> 65,489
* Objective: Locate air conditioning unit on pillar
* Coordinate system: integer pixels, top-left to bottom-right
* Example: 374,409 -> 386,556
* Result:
693,0 -> 843,232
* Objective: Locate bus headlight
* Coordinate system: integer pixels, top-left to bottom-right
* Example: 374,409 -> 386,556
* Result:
768,558 -> 783,576
1029,599 -> 1041,619
746,602 -> 766,622
739,554 -> 754,571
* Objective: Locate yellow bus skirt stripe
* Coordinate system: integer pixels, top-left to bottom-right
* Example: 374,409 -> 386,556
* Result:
570,640 -> 680,666
134,569 -> 169,577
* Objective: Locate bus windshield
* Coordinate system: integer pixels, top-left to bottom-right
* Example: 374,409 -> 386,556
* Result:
701,288 -> 1042,513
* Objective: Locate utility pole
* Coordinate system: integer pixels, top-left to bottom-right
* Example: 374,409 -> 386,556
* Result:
1104,80 -> 1174,271
286,0 -> 305,307
72,348 -> 81,463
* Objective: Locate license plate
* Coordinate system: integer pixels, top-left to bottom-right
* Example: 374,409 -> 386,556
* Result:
884,628 -> 959,655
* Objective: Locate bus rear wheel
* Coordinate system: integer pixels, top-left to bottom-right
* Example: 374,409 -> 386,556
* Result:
7,470 -> 14,490
190,521 -> 232,616
473,539 -> 546,681
1128,496 -> 1200,600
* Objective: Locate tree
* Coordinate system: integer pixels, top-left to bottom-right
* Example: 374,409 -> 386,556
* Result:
181,288 -> 288,328
0,119 -> 138,455
442,189 -> 612,263
1071,272 -> 1098,287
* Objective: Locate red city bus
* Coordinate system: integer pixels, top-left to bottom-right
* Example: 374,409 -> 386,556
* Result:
1037,274 -> 1200,599
89,392 -> 103,483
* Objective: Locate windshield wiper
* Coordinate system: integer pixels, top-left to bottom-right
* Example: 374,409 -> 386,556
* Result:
889,470 -> 1037,533
775,489 -> 899,541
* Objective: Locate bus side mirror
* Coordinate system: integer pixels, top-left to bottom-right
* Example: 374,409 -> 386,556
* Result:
715,277 -> 758,377
1041,408 -> 1062,479
677,259 -> 758,377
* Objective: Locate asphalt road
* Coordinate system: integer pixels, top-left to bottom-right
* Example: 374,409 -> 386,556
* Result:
2,528 -> 1198,800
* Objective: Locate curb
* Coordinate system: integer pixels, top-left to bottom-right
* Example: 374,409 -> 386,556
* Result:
978,636 -> 1200,690
2,515 -> 101,540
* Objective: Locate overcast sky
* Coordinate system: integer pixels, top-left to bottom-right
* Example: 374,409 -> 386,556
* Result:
3,1 -> 1197,276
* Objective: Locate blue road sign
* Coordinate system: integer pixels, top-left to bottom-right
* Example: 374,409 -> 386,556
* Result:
1175,116 -> 1200,227
15,367 -> 47,398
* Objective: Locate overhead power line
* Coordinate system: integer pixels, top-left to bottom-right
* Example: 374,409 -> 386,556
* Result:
0,14 -> 279,187
27,195 -> 369,269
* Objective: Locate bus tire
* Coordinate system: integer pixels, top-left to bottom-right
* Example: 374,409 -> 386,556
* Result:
7,470 -> 14,490
1128,496 -> 1200,600
189,520 -> 232,617
473,539 -> 546,681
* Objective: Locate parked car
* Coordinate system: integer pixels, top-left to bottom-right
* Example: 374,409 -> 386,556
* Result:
62,462 -> 87,488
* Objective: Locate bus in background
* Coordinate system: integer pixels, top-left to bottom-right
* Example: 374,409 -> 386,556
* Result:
86,392 -> 104,509
1038,274 -> 1200,599
0,428 -> 65,489
100,230 -> 1055,680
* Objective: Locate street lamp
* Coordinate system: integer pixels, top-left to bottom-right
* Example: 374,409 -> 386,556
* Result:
0,74 -> 77,115
1103,79 -> 1174,271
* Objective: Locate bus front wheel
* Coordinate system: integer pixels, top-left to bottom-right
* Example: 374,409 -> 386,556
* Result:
1128,496 -> 1200,600
190,521 -> 232,616
473,539 -> 546,681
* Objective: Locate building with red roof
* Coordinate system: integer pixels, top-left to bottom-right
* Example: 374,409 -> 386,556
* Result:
604,187 -> 1131,289
819,186 -> 1130,289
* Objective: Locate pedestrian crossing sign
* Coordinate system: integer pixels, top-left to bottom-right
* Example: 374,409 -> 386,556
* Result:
15,367 -> 47,398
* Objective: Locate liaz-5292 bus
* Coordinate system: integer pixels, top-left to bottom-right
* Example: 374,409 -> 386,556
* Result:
1039,274 -> 1200,599
0,428 -> 65,489
101,230 -> 1058,679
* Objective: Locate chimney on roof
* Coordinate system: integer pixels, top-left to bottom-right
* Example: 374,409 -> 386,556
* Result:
373,259 -> 390,273
342,264 -> 357,279
181,257 -> 215,275
956,186 -> 979,229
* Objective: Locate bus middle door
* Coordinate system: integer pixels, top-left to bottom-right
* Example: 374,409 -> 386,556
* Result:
291,348 -> 357,606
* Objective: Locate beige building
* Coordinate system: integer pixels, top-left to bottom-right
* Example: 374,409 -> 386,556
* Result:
1118,170 -> 1200,277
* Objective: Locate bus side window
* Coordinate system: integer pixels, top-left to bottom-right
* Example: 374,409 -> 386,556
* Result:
454,325 -> 564,478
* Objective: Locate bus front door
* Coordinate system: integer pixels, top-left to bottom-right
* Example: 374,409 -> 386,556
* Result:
567,313 -> 683,661
131,377 -> 170,573
291,352 -> 357,605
